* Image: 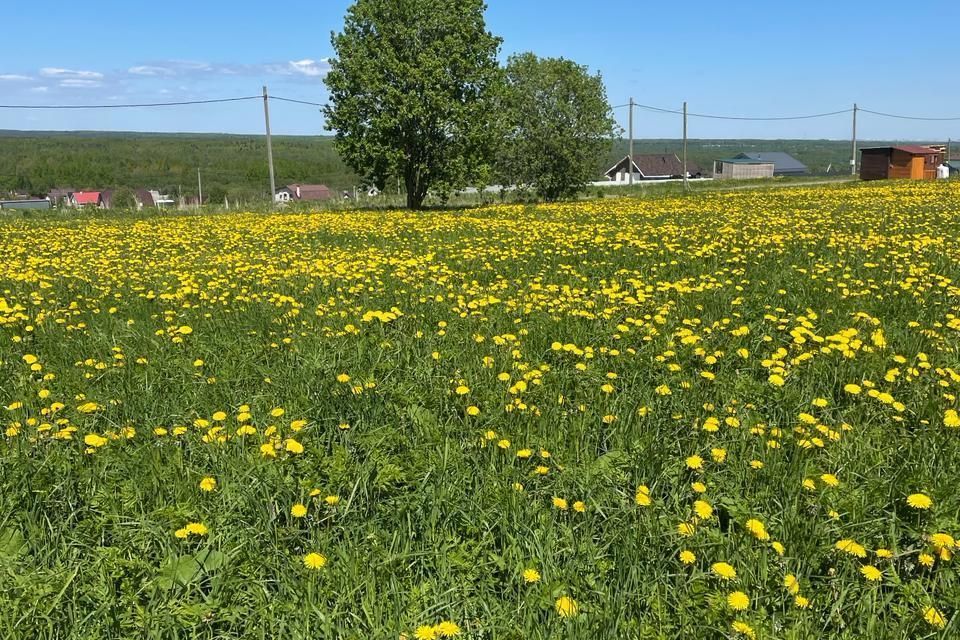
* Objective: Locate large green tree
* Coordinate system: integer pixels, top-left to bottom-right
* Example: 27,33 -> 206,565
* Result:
497,53 -> 618,201
324,0 -> 502,210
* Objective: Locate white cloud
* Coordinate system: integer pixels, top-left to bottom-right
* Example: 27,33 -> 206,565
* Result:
288,59 -> 330,77
59,79 -> 103,88
0,74 -> 31,81
29,86 -> 49,93
128,65 -> 175,76
41,67 -> 104,80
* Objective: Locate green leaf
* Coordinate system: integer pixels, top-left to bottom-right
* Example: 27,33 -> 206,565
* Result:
195,548 -> 225,572
408,405 -> 438,430
0,528 -> 26,561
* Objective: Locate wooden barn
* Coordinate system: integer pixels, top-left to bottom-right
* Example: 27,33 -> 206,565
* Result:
859,146 -> 943,181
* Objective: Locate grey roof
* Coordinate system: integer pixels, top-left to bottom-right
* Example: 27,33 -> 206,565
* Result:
719,157 -> 775,165
734,152 -> 808,173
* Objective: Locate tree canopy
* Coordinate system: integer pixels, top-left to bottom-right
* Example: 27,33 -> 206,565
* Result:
496,53 -> 618,201
324,0 -> 502,209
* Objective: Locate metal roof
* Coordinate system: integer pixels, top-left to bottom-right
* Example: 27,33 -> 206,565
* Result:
861,145 -> 941,155
72,191 -> 101,205
604,154 -> 702,178
735,152 -> 808,172
718,157 -> 775,165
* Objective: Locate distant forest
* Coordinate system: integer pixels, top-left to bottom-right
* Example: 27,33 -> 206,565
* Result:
1,131 -> 947,201
0,131 -> 360,203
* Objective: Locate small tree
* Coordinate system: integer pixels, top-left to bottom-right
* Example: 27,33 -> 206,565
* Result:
497,53 -> 618,201
324,0 -> 502,210
110,187 -> 138,210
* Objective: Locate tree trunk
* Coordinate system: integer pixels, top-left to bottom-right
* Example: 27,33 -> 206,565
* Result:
404,163 -> 427,210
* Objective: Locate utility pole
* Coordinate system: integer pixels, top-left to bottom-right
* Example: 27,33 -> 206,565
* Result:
682,101 -> 689,190
851,103 -> 858,177
263,85 -> 277,208
197,167 -> 203,207
628,97 -> 635,186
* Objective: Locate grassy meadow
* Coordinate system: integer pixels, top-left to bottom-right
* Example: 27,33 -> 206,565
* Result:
2,181 -> 960,639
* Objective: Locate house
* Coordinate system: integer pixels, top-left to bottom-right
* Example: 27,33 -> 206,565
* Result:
947,160 -> 960,177
733,152 -> 808,176
69,191 -> 102,207
148,190 -> 175,207
604,154 -> 702,182
136,189 -> 156,208
859,146 -> 943,181
46,188 -> 74,207
713,158 -> 775,180
275,184 -> 333,203
0,199 -> 51,211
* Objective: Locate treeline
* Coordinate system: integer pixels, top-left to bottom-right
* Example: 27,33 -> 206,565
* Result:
1,130 -> 903,204
0,131 -> 359,202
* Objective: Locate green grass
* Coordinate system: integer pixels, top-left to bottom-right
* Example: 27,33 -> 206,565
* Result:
1,180 -> 959,639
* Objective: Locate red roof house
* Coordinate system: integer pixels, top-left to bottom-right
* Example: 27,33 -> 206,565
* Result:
69,191 -> 102,207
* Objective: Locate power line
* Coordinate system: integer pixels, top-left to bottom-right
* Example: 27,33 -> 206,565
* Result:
858,108 -> 960,122
0,96 -> 260,110
271,96 -> 327,108
631,102 -> 853,121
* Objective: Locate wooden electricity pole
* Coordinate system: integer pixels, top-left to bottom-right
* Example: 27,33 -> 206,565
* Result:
851,103 -> 858,176
197,167 -> 203,207
628,97 -> 635,186
682,101 -> 689,190
263,86 -> 277,207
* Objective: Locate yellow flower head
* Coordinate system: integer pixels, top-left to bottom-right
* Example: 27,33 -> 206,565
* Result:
711,562 -> 737,580
555,596 -> 579,618
635,485 -> 652,507
727,591 -> 749,611
303,552 -> 327,570
924,606 -> 946,629
860,565 -> 883,581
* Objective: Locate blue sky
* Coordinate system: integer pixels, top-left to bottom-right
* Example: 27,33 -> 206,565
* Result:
1,0 -> 958,140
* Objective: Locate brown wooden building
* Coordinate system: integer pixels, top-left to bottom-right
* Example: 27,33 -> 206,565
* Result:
859,145 -> 943,181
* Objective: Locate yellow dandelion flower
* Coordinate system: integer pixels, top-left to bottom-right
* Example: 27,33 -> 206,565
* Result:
555,596 -> 578,618
523,568 -> 541,583
635,485 -> 652,506
731,620 -> 756,639
711,562 -> 737,580
907,493 -> 933,509
860,565 -> 882,581
924,606 -> 946,629
303,552 -> 327,570
727,591 -> 749,611
693,500 -> 713,519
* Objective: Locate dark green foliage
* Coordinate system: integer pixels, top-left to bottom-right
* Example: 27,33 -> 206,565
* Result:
497,53 -> 617,201
324,0 -> 502,209
110,187 -> 138,210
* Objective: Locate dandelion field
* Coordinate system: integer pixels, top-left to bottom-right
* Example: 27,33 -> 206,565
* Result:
2,182 -> 960,639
